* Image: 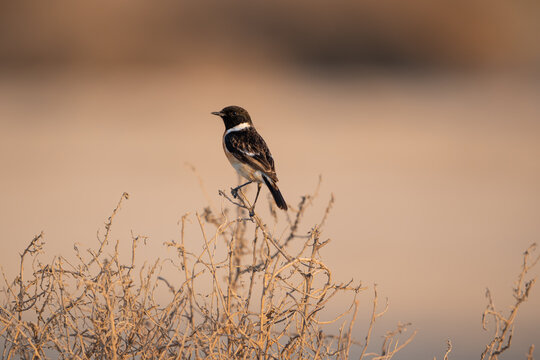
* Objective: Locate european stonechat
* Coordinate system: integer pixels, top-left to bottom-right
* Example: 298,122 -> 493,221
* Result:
212,105 -> 287,214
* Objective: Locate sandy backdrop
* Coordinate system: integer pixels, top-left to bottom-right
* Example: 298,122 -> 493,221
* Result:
1,66 -> 539,358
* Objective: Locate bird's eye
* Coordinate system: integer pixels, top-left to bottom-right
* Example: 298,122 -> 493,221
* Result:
233,112 -> 237,116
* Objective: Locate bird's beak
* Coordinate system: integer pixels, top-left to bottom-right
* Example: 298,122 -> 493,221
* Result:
211,111 -> 224,117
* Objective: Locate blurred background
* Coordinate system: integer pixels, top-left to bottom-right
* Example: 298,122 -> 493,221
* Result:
1,1 -> 539,358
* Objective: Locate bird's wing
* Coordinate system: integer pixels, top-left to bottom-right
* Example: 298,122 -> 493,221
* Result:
224,129 -> 278,182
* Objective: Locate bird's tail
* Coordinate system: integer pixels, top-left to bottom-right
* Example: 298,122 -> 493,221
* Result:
262,175 -> 288,211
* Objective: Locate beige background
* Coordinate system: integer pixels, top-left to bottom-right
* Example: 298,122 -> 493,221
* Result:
1,1 -> 539,358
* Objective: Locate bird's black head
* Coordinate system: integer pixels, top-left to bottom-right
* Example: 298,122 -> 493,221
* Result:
212,105 -> 252,130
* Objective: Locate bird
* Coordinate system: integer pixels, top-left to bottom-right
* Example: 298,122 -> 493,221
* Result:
212,105 -> 287,215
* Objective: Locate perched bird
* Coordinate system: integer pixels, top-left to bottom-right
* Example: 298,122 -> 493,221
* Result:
212,105 -> 287,214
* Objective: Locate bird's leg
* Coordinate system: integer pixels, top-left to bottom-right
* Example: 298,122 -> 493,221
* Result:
231,181 -> 252,199
249,183 -> 262,217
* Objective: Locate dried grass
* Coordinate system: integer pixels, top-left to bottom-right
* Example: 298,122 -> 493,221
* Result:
0,183 -> 415,359
1,181 -> 537,359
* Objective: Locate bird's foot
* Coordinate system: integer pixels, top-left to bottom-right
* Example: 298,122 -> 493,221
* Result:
249,208 -> 255,217
231,187 -> 239,199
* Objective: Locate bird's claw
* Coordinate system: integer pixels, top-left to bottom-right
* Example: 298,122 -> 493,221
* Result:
231,187 -> 239,199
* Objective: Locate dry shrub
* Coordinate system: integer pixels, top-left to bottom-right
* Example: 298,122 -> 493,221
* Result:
0,184 -> 415,359
432,244 -> 540,360
480,243 -> 540,360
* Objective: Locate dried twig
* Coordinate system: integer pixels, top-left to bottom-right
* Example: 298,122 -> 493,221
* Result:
481,243 -> 539,360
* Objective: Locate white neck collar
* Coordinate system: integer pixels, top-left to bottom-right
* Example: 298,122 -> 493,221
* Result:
225,122 -> 251,135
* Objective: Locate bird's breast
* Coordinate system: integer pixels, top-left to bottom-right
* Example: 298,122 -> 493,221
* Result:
222,136 -> 263,182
